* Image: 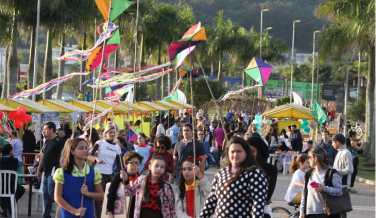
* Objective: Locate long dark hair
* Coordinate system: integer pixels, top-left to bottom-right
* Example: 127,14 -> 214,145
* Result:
178,159 -> 199,200
62,138 -> 87,174
142,156 -> 166,203
309,147 -> 329,170
86,128 -> 100,146
223,137 -> 257,188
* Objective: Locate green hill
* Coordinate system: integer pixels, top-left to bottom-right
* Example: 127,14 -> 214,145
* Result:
156,0 -> 325,52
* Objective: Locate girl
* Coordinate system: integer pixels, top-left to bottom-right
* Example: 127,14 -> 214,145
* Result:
285,153 -> 310,204
53,138 -> 103,217
299,147 -> 343,218
84,128 -> 100,151
89,125 -> 120,218
144,136 -> 173,180
120,156 -> 176,218
247,136 -> 278,218
107,151 -> 143,218
203,124 -> 212,145
199,137 -> 267,218
175,158 -> 210,218
347,131 -> 363,193
134,133 -> 153,173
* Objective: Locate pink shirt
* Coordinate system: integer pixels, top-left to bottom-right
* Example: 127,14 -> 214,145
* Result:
214,127 -> 225,147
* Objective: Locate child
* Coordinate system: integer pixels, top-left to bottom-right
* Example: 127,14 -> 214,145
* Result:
284,153 -> 309,204
107,151 -> 143,218
120,156 -> 176,218
54,138 -> 103,217
174,157 -> 210,218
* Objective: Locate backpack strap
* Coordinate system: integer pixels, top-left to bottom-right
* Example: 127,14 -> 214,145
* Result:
303,168 -> 314,215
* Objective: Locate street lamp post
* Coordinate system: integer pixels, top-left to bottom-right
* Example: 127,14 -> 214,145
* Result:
311,30 -> 320,106
259,9 -> 269,99
290,20 -> 301,103
32,0 -> 41,101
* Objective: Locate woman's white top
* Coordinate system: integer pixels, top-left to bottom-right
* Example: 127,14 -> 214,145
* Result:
95,140 -> 120,175
284,168 -> 305,202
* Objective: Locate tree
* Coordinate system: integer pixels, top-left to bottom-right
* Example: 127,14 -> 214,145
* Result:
316,0 -> 375,162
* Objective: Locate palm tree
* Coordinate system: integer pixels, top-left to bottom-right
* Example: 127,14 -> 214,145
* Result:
209,10 -> 238,83
316,0 -> 375,162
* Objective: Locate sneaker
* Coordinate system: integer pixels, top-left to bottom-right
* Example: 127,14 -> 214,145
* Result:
350,188 -> 357,193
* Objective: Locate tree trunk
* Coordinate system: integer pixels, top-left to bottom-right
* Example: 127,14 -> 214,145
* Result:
56,32 -> 65,100
210,61 -> 214,76
2,46 -> 8,99
27,24 -> 36,94
80,30 -> 87,93
155,43 -> 162,100
217,53 -> 223,83
43,30 -> 53,99
364,46 -> 375,163
7,11 -> 18,97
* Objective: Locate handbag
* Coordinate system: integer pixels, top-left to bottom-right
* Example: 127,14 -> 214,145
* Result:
320,169 -> 353,215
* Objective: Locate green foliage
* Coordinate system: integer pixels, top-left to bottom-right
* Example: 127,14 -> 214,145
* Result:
348,91 -> 366,123
180,78 -> 226,107
276,96 -> 292,105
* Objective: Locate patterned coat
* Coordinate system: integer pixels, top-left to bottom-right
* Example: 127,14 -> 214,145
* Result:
123,175 -> 177,218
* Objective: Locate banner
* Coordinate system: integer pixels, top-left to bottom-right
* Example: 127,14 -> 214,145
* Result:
31,113 -> 41,145
41,112 -> 61,129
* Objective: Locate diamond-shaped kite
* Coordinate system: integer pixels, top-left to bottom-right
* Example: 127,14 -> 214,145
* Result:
126,125 -> 139,142
244,57 -> 273,86
178,68 -> 198,79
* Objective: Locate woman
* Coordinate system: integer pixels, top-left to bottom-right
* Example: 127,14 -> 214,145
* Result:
89,125 -> 121,218
347,131 -> 363,193
113,136 -> 129,175
10,130 -> 23,170
247,136 -> 278,218
83,128 -> 99,150
280,129 -> 289,139
199,137 -> 268,218
265,128 -> 273,146
63,121 -> 72,138
299,147 -> 343,218
144,136 -> 173,180
134,133 -> 153,173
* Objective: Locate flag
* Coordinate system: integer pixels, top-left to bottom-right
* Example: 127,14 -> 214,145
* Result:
311,101 -> 329,125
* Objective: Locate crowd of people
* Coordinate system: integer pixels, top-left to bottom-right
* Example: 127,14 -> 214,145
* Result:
0,107 -> 363,218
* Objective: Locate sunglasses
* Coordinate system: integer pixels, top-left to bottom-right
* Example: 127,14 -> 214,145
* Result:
156,146 -> 165,150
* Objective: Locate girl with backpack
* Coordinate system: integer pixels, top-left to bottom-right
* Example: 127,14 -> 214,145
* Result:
54,138 -> 103,217
299,147 -> 343,218
120,156 -> 176,218
174,157 -> 210,218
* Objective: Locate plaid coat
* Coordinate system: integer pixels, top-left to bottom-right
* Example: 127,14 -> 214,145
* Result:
123,175 -> 177,218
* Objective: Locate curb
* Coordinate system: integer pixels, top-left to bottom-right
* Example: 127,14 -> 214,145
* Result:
356,176 -> 375,186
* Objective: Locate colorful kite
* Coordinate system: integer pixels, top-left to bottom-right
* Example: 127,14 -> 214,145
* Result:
104,84 -> 134,101
126,125 -> 139,142
178,68 -> 199,78
244,58 -> 273,86
169,22 -> 207,68
218,86 -> 258,102
95,0 -> 135,21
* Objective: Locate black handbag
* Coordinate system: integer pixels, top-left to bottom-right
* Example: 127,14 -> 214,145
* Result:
320,169 -> 353,215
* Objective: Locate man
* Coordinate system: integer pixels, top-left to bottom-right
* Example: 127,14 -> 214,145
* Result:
233,127 -> 245,138
10,130 -> 23,170
197,116 -> 205,130
289,124 -> 303,152
303,140 -> 313,154
225,109 -> 234,123
213,122 -> 225,167
337,113 -> 343,133
209,120 -> 216,134
173,123 -> 206,184
332,134 -> 354,190
156,119 -> 167,136
241,109 -> 252,126
223,124 -> 236,146
318,130 -> 337,167
329,107 -> 335,127
124,121 -> 130,134
146,95 -> 152,102
0,144 -> 25,216
170,119 -> 180,146
203,113 -> 211,126
37,122 -> 65,218
106,115 -> 119,132
183,113 -> 190,123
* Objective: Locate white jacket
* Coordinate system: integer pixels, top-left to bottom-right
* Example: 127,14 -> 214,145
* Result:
333,145 -> 354,188
173,176 -> 211,218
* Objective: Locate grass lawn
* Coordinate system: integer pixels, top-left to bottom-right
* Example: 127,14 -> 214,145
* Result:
357,156 -> 375,181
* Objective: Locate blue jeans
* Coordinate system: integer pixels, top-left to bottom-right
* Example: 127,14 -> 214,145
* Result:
42,175 -> 55,218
